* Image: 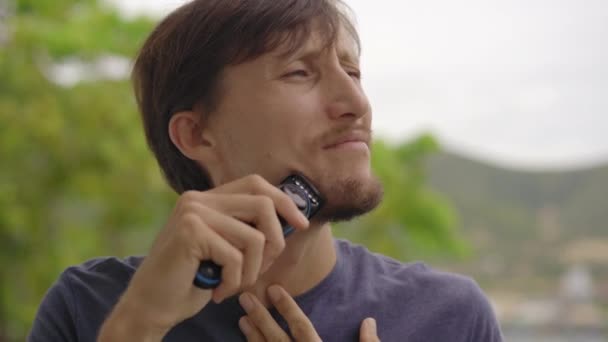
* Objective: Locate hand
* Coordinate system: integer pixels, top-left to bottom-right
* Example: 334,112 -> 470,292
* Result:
98,175 -> 309,340
238,285 -> 380,342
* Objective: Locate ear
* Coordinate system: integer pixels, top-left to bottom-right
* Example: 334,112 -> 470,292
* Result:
168,110 -> 215,161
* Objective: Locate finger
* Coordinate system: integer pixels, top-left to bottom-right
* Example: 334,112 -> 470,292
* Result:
360,318 -> 380,342
268,285 -> 321,341
238,316 -> 265,342
239,292 -> 290,341
181,217 -> 243,302
192,194 -> 286,273
187,202 -> 266,289
210,174 -> 310,230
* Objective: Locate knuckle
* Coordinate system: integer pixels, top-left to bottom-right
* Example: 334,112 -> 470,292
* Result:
273,237 -> 286,253
255,195 -> 275,212
290,321 -> 310,338
272,336 -> 288,342
229,249 -> 244,265
266,243 -> 284,261
250,303 -> 267,318
178,213 -> 200,234
247,174 -> 267,190
250,230 -> 266,248
174,214 -> 206,249
180,190 -> 199,203
265,232 -> 285,257
180,201 -> 201,215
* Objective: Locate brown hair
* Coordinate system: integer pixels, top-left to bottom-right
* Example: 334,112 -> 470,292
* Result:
132,0 -> 360,194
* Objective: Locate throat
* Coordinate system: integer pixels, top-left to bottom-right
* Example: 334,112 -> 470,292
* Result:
245,223 -> 336,308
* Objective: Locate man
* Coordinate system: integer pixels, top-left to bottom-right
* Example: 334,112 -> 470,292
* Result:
29,0 -> 503,341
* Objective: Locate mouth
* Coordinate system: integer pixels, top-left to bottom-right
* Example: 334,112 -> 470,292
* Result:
323,130 -> 371,150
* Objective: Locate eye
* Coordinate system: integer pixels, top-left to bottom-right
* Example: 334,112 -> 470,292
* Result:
283,69 -> 310,78
347,69 -> 362,80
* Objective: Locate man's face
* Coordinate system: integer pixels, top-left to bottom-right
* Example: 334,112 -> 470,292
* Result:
203,28 -> 383,222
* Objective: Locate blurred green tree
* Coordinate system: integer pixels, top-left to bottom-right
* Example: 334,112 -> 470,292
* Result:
334,135 -> 468,259
0,0 -> 465,340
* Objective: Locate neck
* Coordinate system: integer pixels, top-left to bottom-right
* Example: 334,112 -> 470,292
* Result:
244,222 -> 336,307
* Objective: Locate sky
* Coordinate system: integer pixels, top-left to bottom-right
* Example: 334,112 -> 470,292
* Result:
107,0 -> 608,171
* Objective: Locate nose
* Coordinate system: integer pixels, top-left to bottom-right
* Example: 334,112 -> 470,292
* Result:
322,64 -> 371,122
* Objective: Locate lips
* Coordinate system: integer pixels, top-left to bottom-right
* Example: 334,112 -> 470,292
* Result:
323,130 -> 371,149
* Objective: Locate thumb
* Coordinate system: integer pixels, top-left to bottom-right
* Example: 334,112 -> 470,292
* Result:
360,317 -> 380,342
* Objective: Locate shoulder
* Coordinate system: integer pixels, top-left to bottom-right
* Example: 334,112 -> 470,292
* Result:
39,255 -> 142,309
57,255 -> 143,313
335,238 -> 430,282
335,239 -> 503,341
337,238 -> 486,301
29,256 -> 143,342
60,255 -> 143,286
388,263 -> 503,341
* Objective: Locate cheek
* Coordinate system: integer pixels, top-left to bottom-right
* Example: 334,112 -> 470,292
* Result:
221,84 -> 323,161
218,108 -> 297,165
252,92 -> 319,142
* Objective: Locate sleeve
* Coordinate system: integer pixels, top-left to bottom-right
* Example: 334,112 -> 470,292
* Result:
28,270 -> 79,342
467,281 -> 504,342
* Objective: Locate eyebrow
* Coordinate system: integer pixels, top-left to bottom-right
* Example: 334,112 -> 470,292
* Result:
275,45 -> 360,66
337,48 -> 360,65
273,46 -> 322,65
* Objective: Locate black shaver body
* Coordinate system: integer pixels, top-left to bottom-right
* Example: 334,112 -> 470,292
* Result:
193,173 -> 324,289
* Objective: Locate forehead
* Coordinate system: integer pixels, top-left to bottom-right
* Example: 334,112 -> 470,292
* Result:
269,25 -> 360,65
220,23 -> 360,84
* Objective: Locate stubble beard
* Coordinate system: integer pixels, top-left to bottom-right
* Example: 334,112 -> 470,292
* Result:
313,173 -> 384,224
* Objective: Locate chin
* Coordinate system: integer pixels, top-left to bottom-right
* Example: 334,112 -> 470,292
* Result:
313,170 -> 383,223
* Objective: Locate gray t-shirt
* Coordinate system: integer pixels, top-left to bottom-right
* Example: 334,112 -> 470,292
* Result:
29,239 -> 503,341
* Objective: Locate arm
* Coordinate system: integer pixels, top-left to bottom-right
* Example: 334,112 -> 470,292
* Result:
97,296 -> 168,342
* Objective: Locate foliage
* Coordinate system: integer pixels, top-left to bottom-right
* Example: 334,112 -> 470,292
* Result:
333,136 -> 468,259
0,1 -> 462,340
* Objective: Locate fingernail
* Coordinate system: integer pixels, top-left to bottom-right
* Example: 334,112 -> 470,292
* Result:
366,318 -> 377,331
239,293 -> 254,312
298,212 -> 309,228
239,316 -> 252,334
261,260 -> 273,275
212,291 -> 224,304
268,285 -> 282,303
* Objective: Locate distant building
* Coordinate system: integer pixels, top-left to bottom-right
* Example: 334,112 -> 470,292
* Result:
557,264 -> 603,327
560,264 -> 593,302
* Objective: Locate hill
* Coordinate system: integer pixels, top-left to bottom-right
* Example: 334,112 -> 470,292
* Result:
424,151 -> 608,294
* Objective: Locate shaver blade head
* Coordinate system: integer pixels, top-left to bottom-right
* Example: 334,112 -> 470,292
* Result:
278,173 -> 325,236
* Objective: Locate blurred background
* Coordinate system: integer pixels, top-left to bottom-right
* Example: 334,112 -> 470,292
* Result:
1,0 -> 607,341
